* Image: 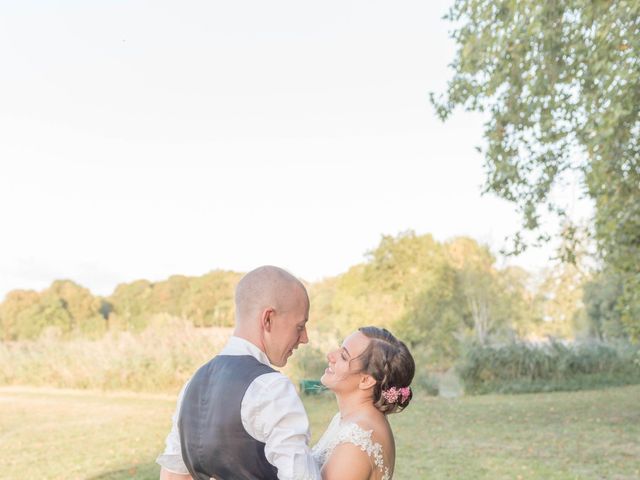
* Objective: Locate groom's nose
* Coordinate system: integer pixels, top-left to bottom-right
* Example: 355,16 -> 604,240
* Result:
299,327 -> 309,344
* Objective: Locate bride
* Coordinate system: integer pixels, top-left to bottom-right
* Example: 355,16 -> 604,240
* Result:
312,326 -> 415,480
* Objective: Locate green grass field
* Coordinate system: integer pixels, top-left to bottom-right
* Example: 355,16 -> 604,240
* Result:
1,385 -> 639,479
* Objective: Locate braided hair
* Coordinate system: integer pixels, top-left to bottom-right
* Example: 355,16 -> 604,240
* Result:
356,326 -> 415,414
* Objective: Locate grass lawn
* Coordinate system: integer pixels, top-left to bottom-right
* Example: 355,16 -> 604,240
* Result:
1,385 -> 639,479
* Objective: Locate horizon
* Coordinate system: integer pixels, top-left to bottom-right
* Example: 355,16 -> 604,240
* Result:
1,230 -> 554,301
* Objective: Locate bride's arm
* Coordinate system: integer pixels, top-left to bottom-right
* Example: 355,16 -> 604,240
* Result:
320,443 -> 372,480
159,467 -> 192,480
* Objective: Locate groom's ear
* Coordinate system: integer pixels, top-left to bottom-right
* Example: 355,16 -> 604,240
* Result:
359,374 -> 377,391
261,308 -> 275,332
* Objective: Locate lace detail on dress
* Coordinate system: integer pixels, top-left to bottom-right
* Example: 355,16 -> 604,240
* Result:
312,414 -> 391,480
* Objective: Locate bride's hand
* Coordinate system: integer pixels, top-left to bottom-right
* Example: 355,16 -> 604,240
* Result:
321,443 -> 372,480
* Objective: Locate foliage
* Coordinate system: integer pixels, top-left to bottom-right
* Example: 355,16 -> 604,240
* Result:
433,0 -> 640,338
0,271 -> 242,339
397,270 -> 462,366
534,262 -> 585,339
0,280 -> 104,340
457,339 -> 640,394
342,232 -> 455,335
1,290 -> 55,340
312,232 -> 467,365
583,270 -> 627,340
107,279 -> 154,331
0,317 -> 335,393
409,345 -> 441,396
496,265 -> 541,337
445,237 -> 537,343
106,270 -> 242,330
284,345 -> 328,386
0,316 -> 228,392
0,232 -> 598,360
619,273 -> 640,342
307,232 -> 546,368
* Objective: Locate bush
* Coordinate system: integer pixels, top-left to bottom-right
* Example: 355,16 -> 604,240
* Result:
285,345 -> 328,385
417,373 -> 440,396
457,340 -> 640,394
409,345 -> 441,396
283,330 -> 337,389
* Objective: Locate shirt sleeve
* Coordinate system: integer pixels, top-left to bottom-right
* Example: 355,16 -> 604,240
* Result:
156,380 -> 191,475
241,372 -> 321,480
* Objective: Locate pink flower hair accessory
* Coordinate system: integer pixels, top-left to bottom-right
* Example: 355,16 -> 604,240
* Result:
381,386 -> 411,403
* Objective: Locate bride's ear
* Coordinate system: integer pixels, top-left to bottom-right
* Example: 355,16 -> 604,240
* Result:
358,374 -> 376,391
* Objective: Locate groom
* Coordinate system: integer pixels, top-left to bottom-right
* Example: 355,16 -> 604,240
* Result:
157,266 -> 321,480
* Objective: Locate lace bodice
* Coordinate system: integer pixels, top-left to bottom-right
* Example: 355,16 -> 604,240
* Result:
311,413 -> 391,480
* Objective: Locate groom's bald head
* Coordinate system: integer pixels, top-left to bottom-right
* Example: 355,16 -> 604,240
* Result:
234,265 -> 310,367
235,265 -> 308,325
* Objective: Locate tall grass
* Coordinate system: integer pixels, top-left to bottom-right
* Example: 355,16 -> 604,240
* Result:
0,315 -> 337,393
8,319 -> 638,397
457,339 -> 640,394
0,315 -> 229,393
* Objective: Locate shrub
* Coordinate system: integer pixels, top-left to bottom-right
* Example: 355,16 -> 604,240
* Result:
409,345 -> 441,396
457,340 -> 640,394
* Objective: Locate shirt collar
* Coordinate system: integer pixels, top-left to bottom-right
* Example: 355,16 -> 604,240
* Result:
221,335 -> 272,367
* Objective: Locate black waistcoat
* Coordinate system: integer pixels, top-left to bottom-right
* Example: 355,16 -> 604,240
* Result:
178,355 -> 279,480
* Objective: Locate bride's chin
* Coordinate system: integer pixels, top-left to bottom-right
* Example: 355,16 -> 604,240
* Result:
319,376 -> 335,391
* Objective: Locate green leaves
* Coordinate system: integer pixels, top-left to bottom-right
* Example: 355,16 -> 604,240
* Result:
0,281 -> 103,340
434,0 -> 640,339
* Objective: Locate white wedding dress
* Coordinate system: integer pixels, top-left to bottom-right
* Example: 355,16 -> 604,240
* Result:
311,413 -> 391,480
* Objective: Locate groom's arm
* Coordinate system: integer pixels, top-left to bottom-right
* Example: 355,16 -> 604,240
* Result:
156,381 -> 192,479
242,372 -> 321,480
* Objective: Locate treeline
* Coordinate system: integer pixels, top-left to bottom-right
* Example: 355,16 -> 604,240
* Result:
314,232 -> 635,355
1,232 -> 636,368
311,232 -> 577,366
0,270 -> 241,340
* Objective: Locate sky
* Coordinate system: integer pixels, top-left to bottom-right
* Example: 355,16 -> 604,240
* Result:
0,0 -> 574,299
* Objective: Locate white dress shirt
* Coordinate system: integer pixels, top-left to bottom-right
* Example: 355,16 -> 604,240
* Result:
156,336 -> 321,480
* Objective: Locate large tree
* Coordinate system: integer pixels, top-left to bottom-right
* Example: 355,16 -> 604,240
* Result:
446,237 -> 531,343
433,0 -> 640,339
535,262 -> 586,339
326,232 -> 459,339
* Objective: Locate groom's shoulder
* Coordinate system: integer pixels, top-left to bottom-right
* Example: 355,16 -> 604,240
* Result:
247,370 -> 303,402
251,370 -> 295,389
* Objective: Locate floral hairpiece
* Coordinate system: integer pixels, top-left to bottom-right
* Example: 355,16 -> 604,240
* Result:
381,386 -> 411,404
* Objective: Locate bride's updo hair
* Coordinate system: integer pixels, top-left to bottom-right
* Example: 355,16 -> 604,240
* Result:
357,326 -> 415,414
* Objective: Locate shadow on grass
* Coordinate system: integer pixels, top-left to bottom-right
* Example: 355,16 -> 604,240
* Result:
87,462 -> 159,480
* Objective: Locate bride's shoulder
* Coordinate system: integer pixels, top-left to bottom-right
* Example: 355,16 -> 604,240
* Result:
319,440 -> 376,479
334,417 -> 393,479
343,413 -> 392,442
338,413 -> 393,454
313,412 -> 394,479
